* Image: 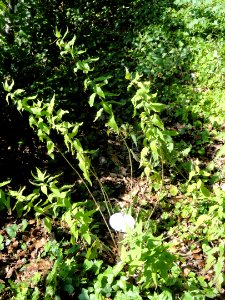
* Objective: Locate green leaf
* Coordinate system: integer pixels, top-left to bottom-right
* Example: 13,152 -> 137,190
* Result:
21,219 -> 28,231
78,289 -> 90,300
182,292 -> 194,300
47,140 -> 55,159
34,206 -> 45,215
0,282 -> 5,294
47,95 -> 55,114
50,186 -> 61,198
214,256 -> 224,278
152,272 -> 158,287
152,114 -> 164,130
79,160 -> 91,185
75,60 -> 91,73
44,217 -> 52,232
3,79 -> 14,93
130,132 -> 137,147
0,180 -> 11,187
41,184 -> 48,195
89,93 -> 96,107
74,139 -> 83,152
64,284 -> 74,294
181,147 -> 192,157
188,170 -> 196,181
150,103 -> 166,112
195,214 -> 211,228
102,102 -> 112,114
30,106 -> 43,116
125,67 -> 131,80
94,108 -> 104,122
169,185 -> 178,196
35,168 -> 47,182
6,224 -> 18,238
54,27 -> 61,38
200,185 -> 210,197
0,235 -> 4,244
83,233 -> 91,245
205,254 -> 216,271
150,140 -> 158,161
216,144 -> 225,159
0,234 -> 4,251
95,85 -> 105,99
107,114 -> 119,134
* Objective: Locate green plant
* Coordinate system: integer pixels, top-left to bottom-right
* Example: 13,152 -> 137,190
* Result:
0,180 -> 11,212
1,0 -> 225,299
126,71 -> 175,177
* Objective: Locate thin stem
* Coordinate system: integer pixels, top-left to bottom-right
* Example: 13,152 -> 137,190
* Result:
117,232 -> 125,258
145,149 -> 164,230
56,146 -> 117,248
122,137 -> 133,194
90,167 -> 113,216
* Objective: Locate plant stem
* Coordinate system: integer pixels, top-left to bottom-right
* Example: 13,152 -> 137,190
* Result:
56,145 -> 117,248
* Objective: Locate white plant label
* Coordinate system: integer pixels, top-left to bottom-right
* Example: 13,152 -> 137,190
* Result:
109,213 -> 135,233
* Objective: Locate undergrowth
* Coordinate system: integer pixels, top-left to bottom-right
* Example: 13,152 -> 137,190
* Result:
0,0 -> 225,299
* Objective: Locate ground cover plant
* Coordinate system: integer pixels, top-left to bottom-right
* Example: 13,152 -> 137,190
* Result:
0,0 -> 225,299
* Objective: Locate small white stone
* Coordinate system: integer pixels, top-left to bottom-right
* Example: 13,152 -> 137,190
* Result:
109,212 -> 135,233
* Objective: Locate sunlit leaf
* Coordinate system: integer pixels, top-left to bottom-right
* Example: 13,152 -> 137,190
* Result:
0,180 -> 11,187
216,144 -> 225,159
169,185 -> 178,196
6,224 -> 18,239
89,93 -> 96,107
107,114 -> 119,134
195,214 -> 211,228
21,219 -> 28,231
94,108 -> 104,122
44,216 -> 52,232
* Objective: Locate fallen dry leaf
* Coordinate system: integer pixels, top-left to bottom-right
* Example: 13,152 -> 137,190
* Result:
5,266 -> 15,278
183,267 -> 191,277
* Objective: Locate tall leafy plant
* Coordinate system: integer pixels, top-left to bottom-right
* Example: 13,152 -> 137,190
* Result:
125,70 -> 175,179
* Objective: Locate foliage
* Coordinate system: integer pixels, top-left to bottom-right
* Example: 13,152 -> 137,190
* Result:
0,0 -> 225,299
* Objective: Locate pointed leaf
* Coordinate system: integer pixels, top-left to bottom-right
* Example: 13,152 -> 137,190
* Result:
44,216 -> 52,232
89,93 -> 96,107
107,114 -> 119,134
